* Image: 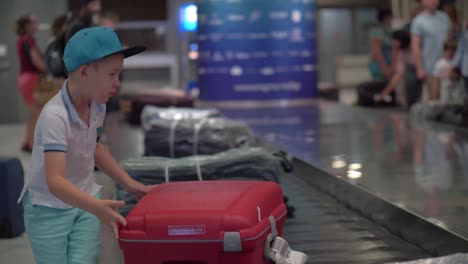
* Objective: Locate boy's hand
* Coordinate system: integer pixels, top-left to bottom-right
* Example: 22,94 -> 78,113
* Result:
126,180 -> 155,200
93,200 -> 127,239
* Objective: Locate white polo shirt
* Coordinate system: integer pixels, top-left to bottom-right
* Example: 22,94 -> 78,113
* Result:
18,80 -> 105,209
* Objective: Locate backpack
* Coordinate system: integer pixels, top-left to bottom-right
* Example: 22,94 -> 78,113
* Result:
44,34 -> 66,78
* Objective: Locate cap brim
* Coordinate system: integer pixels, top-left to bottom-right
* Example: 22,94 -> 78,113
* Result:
108,46 -> 146,59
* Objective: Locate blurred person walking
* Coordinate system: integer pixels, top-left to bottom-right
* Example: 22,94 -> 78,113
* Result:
411,0 -> 451,101
15,14 -> 46,152
66,0 -> 102,41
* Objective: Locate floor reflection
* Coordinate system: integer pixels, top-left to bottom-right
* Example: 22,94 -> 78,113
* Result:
221,105 -> 320,164
219,101 -> 468,237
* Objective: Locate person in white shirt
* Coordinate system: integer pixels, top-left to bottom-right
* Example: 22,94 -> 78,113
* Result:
18,26 -> 151,264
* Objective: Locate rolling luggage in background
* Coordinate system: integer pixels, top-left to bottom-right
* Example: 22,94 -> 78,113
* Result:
0,158 -> 25,238
116,147 -> 293,216
119,180 -> 287,264
144,117 -> 255,157
318,82 -> 339,101
357,80 -> 396,107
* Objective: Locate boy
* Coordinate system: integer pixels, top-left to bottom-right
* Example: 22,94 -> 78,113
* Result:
18,26 -> 151,264
434,41 -> 465,102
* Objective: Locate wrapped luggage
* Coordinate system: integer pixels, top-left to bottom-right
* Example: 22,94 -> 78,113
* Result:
144,117 -> 256,157
141,105 -> 221,131
120,88 -> 194,125
117,147 -> 293,216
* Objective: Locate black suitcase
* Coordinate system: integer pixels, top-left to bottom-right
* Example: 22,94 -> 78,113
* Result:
0,158 -> 25,238
357,80 -> 396,107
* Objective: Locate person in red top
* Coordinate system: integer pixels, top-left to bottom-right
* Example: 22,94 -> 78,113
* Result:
15,14 -> 46,152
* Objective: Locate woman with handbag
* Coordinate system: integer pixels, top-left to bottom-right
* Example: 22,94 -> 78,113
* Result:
15,14 -> 46,152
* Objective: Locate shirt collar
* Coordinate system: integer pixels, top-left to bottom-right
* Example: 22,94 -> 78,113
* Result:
61,79 -> 103,125
94,101 -> 104,113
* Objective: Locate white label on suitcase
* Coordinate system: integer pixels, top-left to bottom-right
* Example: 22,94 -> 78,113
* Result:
168,225 -> 207,236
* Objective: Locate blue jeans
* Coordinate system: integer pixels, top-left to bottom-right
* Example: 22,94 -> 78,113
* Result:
23,192 -> 101,264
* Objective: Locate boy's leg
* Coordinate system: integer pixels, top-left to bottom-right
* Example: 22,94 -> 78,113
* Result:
23,193 -> 74,264
68,195 -> 101,264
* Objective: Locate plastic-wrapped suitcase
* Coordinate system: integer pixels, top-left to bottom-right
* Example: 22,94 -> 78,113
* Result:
120,92 -> 194,125
144,117 -> 255,157
116,147 -> 293,216
318,82 -> 339,101
119,180 -> 287,264
0,158 -> 25,238
141,105 -> 221,131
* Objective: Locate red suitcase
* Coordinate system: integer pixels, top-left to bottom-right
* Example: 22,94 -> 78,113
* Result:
119,180 -> 287,264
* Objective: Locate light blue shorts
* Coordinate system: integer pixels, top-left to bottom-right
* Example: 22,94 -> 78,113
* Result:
23,192 -> 101,264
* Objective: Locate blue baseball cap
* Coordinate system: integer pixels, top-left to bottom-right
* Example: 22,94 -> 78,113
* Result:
64,26 -> 145,72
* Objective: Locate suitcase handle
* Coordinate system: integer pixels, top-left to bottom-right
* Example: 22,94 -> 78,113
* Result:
264,216 -> 278,259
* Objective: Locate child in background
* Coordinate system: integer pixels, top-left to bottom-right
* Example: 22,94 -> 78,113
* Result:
434,41 -> 465,103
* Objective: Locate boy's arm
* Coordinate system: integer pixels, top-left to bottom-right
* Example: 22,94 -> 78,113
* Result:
94,142 -> 153,199
45,151 -> 127,238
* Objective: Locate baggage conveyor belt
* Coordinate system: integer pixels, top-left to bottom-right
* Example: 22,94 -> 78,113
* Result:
280,158 -> 468,264
281,173 -> 428,263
